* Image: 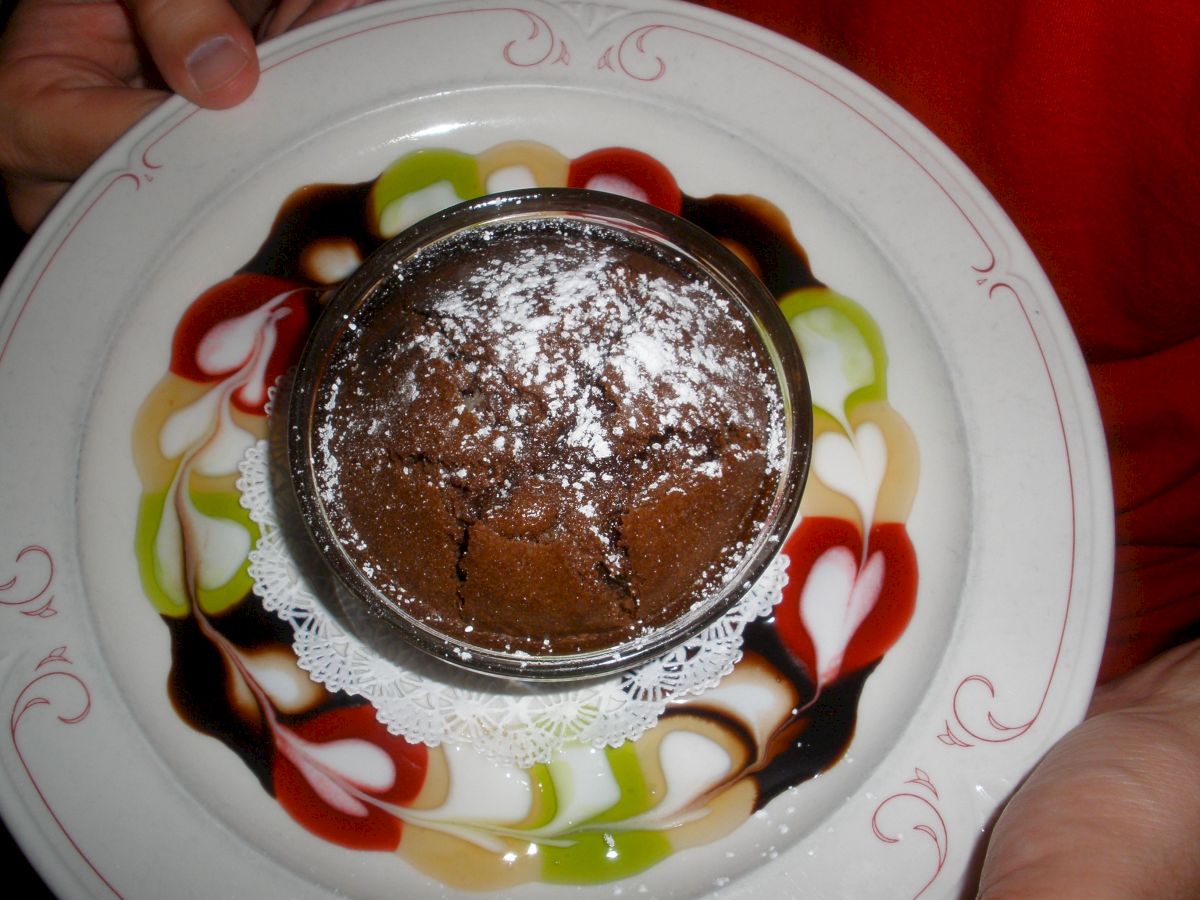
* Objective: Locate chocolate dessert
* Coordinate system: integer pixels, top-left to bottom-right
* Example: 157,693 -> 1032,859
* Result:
309,216 -> 786,656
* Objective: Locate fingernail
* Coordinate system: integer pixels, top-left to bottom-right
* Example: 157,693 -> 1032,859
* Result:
186,35 -> 252,95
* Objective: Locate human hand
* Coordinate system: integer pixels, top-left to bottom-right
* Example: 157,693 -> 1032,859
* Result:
0,0 -> 373,233
978,638 -> 1200,898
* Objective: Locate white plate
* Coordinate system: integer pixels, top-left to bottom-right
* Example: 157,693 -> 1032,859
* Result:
0,1 -> 1112,897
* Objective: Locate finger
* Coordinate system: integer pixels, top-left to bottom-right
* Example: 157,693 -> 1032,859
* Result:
0,1 -> 171,228
978,711 -> 1200,898
978,641 -> 1200,898
0,55 -> 167,183
124,0 -> 259,108
1088,638 -> 1200,717
230,0 -> 277,29
257,0 -> 320,39
6,176 -> 70,233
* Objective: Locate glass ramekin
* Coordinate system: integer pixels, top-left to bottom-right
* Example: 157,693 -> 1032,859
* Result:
288,188 -> 811,681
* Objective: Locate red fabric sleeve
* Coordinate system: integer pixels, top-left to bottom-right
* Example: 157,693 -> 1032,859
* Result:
690,1 -> 1200,680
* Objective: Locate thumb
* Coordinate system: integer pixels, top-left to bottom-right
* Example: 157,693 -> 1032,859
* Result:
124,0 -> 260,108
977,641 -> 1200,898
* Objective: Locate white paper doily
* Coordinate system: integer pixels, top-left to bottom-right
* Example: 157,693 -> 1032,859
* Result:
238,440 -> 787,767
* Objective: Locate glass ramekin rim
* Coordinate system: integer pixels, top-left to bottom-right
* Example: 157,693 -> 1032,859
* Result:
287,187 -> 812,681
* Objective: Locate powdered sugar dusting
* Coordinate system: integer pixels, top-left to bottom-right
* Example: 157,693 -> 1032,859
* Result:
309,220 -> 786,655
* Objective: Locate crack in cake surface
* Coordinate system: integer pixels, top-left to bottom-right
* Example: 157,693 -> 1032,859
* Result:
313,222 -> 784,655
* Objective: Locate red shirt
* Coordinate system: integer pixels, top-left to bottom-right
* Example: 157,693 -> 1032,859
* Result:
693,1 -> 1200,680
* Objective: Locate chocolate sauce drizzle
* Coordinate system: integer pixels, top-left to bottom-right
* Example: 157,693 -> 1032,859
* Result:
165,176 -> 861,832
